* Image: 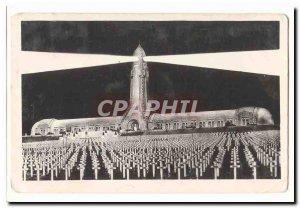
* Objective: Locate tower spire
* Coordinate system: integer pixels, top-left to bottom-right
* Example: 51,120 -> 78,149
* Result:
133,43 -> 146,59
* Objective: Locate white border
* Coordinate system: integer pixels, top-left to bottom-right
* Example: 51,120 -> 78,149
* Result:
3,0 -> 295,203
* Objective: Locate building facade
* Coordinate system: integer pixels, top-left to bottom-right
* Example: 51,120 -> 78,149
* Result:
30,45 -> 275,136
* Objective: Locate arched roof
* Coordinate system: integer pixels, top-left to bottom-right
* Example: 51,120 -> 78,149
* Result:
30,119 -> 57,135
32,119 -> 57,129
256,108 -> 274,125
31,116 -> 123,133
53,116 -> 123,129
149,110 -> 237,122
236,106 -> 256,114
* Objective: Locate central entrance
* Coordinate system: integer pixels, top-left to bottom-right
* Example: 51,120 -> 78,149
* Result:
127,119 -> 139,131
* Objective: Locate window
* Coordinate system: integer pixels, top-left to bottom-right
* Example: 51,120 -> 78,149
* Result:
173,122 -> 179,130
217,120 -> 224,127
208,121 -> 215,128
40,128 -> 46,135
191,121 -> 196,127
156,123 -> 162,129
200,121 -> 206,127
241,118 -> 249,126
165,123 -> 171,130
54,128 -> 58,134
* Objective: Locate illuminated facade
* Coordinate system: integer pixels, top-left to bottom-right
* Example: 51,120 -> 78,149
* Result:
31,45 -> 275,136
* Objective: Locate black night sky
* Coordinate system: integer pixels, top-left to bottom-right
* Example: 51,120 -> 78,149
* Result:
21,21 -> 280,134
22,21 -> 279,55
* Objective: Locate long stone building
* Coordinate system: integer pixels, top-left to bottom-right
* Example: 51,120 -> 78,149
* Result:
30,45 -> 275,136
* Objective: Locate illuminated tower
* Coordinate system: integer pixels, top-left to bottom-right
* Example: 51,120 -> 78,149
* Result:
120,44 -> 149,131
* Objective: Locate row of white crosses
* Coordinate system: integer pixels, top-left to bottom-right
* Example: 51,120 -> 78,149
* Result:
211,133 -> 227,179
240,137 -> 258,179
99,145 -> 118,180
176,133 -> 217,179
22,130 -> 280,180
230,146 -> 241,180
64,145 -> 81,180
22,140 -> 86,180
101,133 -> 223,180
91,150 -> 101,180
244,130 -> 280,178
77,145 -> 87,180
91,130 -> 278,180
22,140 -> 66,181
